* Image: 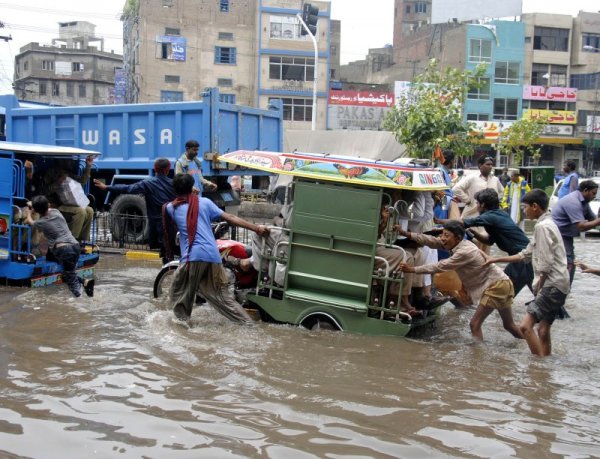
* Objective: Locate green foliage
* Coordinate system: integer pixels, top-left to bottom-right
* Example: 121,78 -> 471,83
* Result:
496,116 -> 547,166
122,0 -> 139,17
383,59 -> 487,159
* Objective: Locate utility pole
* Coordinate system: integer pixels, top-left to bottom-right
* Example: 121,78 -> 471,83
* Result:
583,45 -> 600,175
297,3 -> 319,131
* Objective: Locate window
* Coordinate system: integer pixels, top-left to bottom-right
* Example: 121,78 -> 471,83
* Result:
219,94 -> 236,104
415,2 -> 427,13
533,27 -> 569,52
23,61 -> 29,71
582,33 -> 600,52
52,82 -> 60,96
165,75 -> 180,83
217,78 -> 233,87
218,32 -> 234,41
469,39 -> 492,63
72,62 -> 84,72
269,56 -> 315,81
39,81 -> 47,96
269,97 -> 312,122
215,46 -> 236,64
42,60 -> 54,71
220,0 -> 229,12
165,27 -> 180,35
466,113 -> 490,121
531,63 -> 567,86
571,72 -> 600,90
494,61 -> 519,84
493,98 -> 518,120
269,15 -> 313,41
522,100 -> 574,111
66,82 -> 74,97
405,5 -> 411,13
157,36 -> 187,61
161,90 -> 183,102
78,83 -> 86,97
467,77 -> 490,100
330,44 -> 337,56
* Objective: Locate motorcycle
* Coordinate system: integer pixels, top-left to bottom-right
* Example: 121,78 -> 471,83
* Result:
152,222 -> 259,304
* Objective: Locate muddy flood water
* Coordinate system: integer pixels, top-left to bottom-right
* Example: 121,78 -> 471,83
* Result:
1,237 -> 600,458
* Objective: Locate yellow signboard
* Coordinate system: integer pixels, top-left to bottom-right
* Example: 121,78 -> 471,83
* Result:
523,109 -> 577,125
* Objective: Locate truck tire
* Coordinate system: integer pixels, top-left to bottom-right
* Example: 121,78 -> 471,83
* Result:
110,194 -> 149,243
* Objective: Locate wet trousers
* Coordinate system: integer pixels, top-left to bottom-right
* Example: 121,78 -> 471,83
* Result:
170,261 -> 252,324
52,243 -> 82,297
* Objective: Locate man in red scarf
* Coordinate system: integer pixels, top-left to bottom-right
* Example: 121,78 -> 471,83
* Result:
163,173 -> 269,322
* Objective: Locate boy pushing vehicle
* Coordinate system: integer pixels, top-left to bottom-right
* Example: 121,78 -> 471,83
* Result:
485,189 -> 570,357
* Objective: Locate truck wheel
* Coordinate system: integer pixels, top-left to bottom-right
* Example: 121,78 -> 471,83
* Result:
110,194 -> 149,243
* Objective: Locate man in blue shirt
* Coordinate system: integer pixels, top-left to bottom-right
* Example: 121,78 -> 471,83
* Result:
94,158 -> 175,261
557,160 -> 579,199
163,173 -> 269,322
443,188 -> 534,296
551,180 -> 600,285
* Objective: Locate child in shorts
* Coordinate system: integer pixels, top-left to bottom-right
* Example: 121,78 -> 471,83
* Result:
485,189 -> 569,356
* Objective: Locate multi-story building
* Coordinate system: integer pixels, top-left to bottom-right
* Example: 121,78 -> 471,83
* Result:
122,0 -> 333,130
570,12 -> 600,171
257,0 -> 331,130
13,21 -> 123,105
385,7 -> 600,170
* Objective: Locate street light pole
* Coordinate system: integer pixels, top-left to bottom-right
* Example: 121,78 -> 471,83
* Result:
297,13 -> 318,131
583,45 -> 600,174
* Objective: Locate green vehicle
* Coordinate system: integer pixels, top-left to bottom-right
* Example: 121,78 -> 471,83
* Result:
219,150 -> 449,337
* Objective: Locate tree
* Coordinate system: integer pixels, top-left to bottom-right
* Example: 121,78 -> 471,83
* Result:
495,116 -> 548,166
383,59 -> 487,159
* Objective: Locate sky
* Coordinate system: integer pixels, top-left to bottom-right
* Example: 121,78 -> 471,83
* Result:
0,0 -> 599,94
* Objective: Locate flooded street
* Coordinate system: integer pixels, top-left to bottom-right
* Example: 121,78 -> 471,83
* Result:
1,238 -> 600,458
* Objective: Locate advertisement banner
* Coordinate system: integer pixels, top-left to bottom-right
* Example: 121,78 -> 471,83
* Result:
586,116 -> 600,133
470,120 -> 514,140
431,0 -> 522,24
328,90 -> 394,107
523,85 -> 577,102
523,109 -> 577,124
113,68 -> 127,104
157,35 -> 187,61
327,105 -> 391,130
541,125 -> 573,136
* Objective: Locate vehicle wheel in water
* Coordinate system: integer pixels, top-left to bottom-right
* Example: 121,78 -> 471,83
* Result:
310,318 -> 337,331
153,265 -> 177,300
110,194 -> 149,243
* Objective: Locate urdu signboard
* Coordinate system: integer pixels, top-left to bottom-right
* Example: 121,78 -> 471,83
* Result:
431,0 -> 522,24
327,90 -> 394,130
523,85 -> 577,102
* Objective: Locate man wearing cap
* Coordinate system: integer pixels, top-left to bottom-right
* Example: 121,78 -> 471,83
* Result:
94,158 -> 176,260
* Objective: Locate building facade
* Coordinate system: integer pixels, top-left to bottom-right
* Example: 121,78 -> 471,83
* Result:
121,0 -> 334,130
12,21 -> 122,105
257,0 -> 331,130
386,7 -> 600,171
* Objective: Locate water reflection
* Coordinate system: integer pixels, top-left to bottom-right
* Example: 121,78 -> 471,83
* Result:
0,237 -> 599,457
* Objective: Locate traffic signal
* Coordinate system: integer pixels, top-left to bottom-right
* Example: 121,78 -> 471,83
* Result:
301,3 -> 319,36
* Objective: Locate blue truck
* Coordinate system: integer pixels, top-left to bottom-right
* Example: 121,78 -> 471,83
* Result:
0,88 -> 283,285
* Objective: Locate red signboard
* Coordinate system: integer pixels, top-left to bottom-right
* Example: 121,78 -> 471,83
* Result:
328,90 -> 394,107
